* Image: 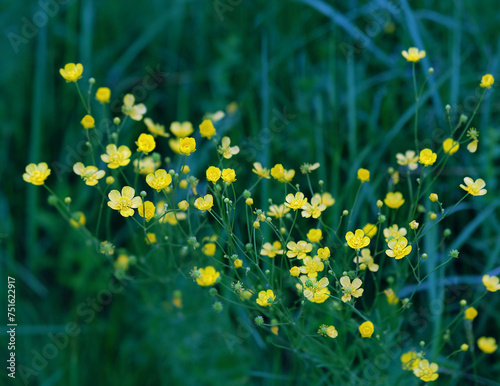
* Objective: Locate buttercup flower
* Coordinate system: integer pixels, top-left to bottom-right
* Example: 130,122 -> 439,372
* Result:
122,94 -> 147,121
413,359 -> 439,382
340,276 -> 364,303
384,288 -> 399,305
359,321 -> 374,338
194,194 -> 214,212
345,229 -> 370,250
301,194 -> 327,219
256,289 -> 276,307
134,156 -> 160,175
178,200 -> 189,211
384,225 -> 408,241
107,186 -> 142,217
196,266 -> 220,287
384,192 -> 405,209
70,212 -> 86,228
146,169 -> 172,192
429,193 -> 439,202
59,63 -> 83,82
443,138 -> 459,155
199,119 -> 216,139
101,144 -> 131,169
252,162 -> 271,179
221,168 -> 236,184
73,163 -> 105,186
234,259 -> 243,268
299,256 -> 324,278
307,229 -> 322,243
284,192 -> 307,210
354,249 -> 379,272
302,276 -> 330,303
362,223 -> 377,238
218,137 -> 240,159
460,177 -> 487,196
114,255 -> 129,271
206,166 -> 221,183
261,241 -> 284,258
300,162 -> 320,174
480,74 -> 494,89
482,275 -> 500,292
419,148 -> 437,166
286,241 -> 313,259
396,150 -> 419,170
267,204 -> 290,219
23,162 -> 51,185
144,118 -> 169,137
477,337 -> 497,354
401,351 -> 420,371
179,137 -> 196,155
95,87 -> 111,103
290,266 -> 301,277
357,168 -> 370,183
401,47 -> 426,62
136,133 -> 156,154
202,243 -> 216,256
409,220 -> 419,230
317,247 -> 330,260
170,121 -> 194,137
464,307 -> 478,321
138,201 -> 156,222
271,164 -> 295,182
386,237 -> 412,260
80,115 -> 95,129
319,192 -> 335,207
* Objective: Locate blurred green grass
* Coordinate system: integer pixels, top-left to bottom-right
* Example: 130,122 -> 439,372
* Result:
1,0 -> 500,384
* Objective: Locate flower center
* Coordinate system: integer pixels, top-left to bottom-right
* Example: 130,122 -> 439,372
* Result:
118,197 -> 131,211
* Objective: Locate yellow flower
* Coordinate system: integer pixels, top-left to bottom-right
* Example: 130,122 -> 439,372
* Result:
138,201 -> 155,222
205,166 -> 221,183
221,168 -> 236,184
396,150 -> 419,170
145,233 -> 157,243
340,276 -> 364,302
286,240 -> 312,259
73,162 -> 105,186
267,204 -> 290,219
133,156 -> 160,175
443,138 -> 459,155
170,121 -> 193,137
477,337 -> 498,354
59,63 -> 83,82
194,194 -> 214,212
302,276 -> 330,303
317,247 -> 330,260
401,351 -> 420,371
345,229 -> 370,250
122,94 -> 147,121
261,241 -> 284,258
359,321 -> 374,338
101,144 -> 131,169
318,324 -> 338,338
480,74 -> 494,89
384,224 -> 407,241
409,220 -> 419,230
179,137 -> 196,155
300,162 -> 320,174
218,137 -> 240,159
146,169 -> 172,192
319,192 -> 335,207
178,200 -> 189,211
290,266 -> 300,277
357,168 -> 370,183
301,195 -> 327,219
199,119 -> 216,139
114,254 -> 129,271
136,133 -> 156,154
106,176 -> 114,185
144,118 -> 169,138
23,162 -> 51,185
386,237 -> 412,260
80,115 -> 95,129
460,344 -> 469,352
460,177 -> 487,196
482,275 -> 500,292
299,256 -> 324,278
419,148 -> 437,166
196,266 -> 220,286
384,288 -> 399,305
256,289 -> 276,306
401,47 -> 426,62
464,307 -> 478,321
234,259 -> 243,268
384,191 -> 405,209
429,193 -> 439,202
284,192 -> 307,210
271,163 -> 296,182
468,139 -> 479,153
245,198 -> 253,206
354,248 -> 379,272
202,243 -> 216,256
70,212 -> 86,228
107,186 -> 142,217
362,223 -> 377,238
413,359 -> 439,382
252,162 -> 271,179
95,87 -> 110,103
307,229 -> 322,243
